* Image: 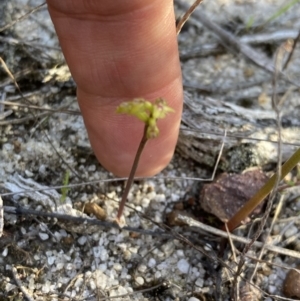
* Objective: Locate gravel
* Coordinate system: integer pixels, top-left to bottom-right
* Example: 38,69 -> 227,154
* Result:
1,0 -> 300,300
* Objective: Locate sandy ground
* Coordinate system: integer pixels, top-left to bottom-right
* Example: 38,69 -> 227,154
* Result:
1,1 -> 300,300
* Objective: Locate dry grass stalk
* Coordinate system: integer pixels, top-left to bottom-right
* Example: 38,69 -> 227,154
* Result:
176,0 -> 204,35
177,214 -> 300,259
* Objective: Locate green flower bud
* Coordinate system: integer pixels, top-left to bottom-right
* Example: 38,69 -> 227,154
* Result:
117,97 -> 174,139
147,124 -> 159,139
153,98 -> 175,119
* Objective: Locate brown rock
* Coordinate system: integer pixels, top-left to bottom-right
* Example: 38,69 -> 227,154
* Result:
283,266 -> 300,299
199,170 -> 268,222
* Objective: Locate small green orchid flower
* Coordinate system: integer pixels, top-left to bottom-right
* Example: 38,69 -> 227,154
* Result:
146,117 -> 159,138
117,99 -> 151,122
152,97 -> 175,120
115,97 -> 174,225
116,97 -> 174,139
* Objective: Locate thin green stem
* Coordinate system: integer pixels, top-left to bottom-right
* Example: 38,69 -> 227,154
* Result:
225,147 -> 300,231
116,125 -> 149,223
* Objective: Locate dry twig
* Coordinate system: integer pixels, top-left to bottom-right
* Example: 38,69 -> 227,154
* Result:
1,100 -> 80,115
0,3 -> 46,33
11,266 -> 35,301
176,0 -> 203,35
177,214 -> 300,259
0,196 -> 3,238
282,29 -> 300,70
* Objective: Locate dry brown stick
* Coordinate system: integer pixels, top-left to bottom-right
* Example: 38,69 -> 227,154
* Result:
176,0 -> 204,35
282,29 -> 300,70
0,57 -> 24,94
3,206 -> 171,238
225,223 -> 239,301
240,29 -> 299,45
267,294 -> 300,301
0,196 -> 3,238
249,194 -> 285,282
0,112 -> 50,125
0,2 -> 46,33
86,281 -> 178,301
177,214 -> 300,259
180,29 -> 299,60
243,253 -> 299,273
11,266 -> 35,301
116,125 -> 148,224
1,100 -> 80,115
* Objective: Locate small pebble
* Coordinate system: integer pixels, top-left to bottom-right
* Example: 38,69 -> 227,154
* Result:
138,264 -> 147,273
268,273 -> 277,282
78,236 -> 87,245
28,277 -> 35,290
87,165 -> 96,172
39,232 -> 49,240
93,246 -> 101,258
74,277 -> 84,289
195,278 -> 204,287
100,248 -> 108,261
261,265 -> 272,276
33,254 -> 40,261
171,193 -> 180,202
135,276 -> 144,286
295,199 -> 300,210
176,250 -> 185,257
177,258 -> 190,274
141,197 -> 150,208
161,241 -> 175,256
89,280 -> 96,290
2,248 -> 8,257
155,194 -> 166,202
123,250 -> 132,261
42,280 -> 51,293
148,258 -> 156,268
154,270 -> 162,279
157,262 -> 168,270
272,224 -> 280,235
113,263 -> 122,272
47,256 -> 56,265
65,263 -> 74,270
5,283 -> 16,292
25,169 -> 34,177
56,263 -> 64,270
99,263 -> 107,272
188,298 -> 200,301
268,285 -> 277,294
284,226 -> 298,238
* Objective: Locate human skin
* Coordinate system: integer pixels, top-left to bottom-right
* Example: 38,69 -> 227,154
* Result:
46,0 -> 183,177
